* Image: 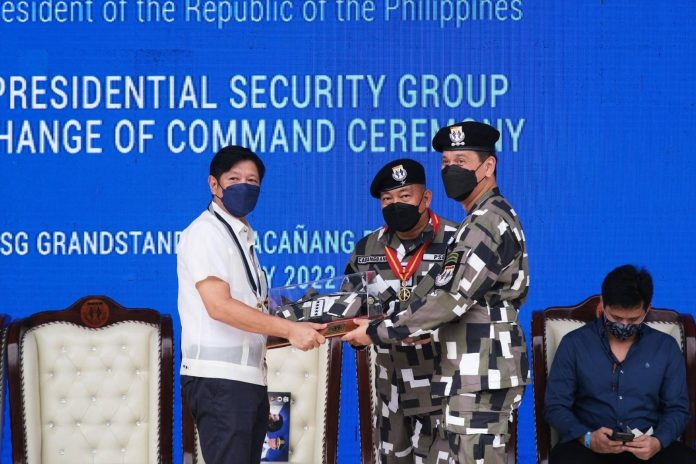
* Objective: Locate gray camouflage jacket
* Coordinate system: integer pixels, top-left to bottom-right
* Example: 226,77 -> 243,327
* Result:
367,188 -> 531,397
346,212 -> 458,415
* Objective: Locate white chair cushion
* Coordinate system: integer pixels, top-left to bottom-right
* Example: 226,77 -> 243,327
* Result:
544,319 -> 584,448
21,321 -> 161,464
645,321 -> 683,351
267,344 -> 330,463
544,319 -> 585,375
195,342 -> 332,464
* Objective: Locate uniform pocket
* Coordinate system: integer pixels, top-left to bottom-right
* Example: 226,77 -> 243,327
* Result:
443,386 -> 524,436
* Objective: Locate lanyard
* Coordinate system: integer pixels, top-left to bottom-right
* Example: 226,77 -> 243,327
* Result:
384,210 -> 441,283
209,203 -> 263,300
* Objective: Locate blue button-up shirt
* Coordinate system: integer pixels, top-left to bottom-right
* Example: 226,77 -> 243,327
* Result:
544,317 -> 689,447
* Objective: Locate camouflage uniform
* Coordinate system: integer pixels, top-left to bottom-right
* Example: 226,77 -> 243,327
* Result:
346,212 -> 458,463
367,188 -> 530,464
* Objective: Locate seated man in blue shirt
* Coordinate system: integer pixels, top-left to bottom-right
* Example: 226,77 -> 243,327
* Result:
545,264 -> 696,463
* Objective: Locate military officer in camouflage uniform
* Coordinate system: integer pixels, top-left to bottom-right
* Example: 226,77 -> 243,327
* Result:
344,122 -> 530,464
346,158 -> 458,463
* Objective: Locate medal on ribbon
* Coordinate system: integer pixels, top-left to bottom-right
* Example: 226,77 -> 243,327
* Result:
398,283 -> 412,302
384,211 -> 441,302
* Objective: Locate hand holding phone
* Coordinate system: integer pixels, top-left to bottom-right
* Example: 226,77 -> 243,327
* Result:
610,430 -> 635,442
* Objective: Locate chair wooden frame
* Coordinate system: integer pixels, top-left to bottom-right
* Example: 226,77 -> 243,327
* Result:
0,313 -> 10,458
531,295 -> 696,464
356,347 -> 519,464
182,337 -> 343,464
355,347 -> 375,464
6,296 -> 174,464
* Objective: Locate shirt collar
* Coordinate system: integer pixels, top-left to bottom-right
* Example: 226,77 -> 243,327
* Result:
469,187 -> 502,212
210,201 -> 252,239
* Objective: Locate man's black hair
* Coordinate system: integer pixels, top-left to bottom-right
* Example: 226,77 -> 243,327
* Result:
209,145 -> 265,181
267,414 -> 283,432
601,264 -> 653,310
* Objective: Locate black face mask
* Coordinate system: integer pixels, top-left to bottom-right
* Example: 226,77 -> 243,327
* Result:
441,162 -> 485,202
382,195 -> 425,232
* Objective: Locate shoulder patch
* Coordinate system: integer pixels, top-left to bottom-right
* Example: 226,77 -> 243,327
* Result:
435,265 -> 456,286
443,252 -> 461,266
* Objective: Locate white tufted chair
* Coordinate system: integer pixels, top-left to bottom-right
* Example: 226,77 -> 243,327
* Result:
183,338 -> 342,464
531,295 -> 696,464
7,296 -> 174,464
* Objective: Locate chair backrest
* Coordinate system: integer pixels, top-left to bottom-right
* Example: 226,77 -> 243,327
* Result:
7,296 -> 174,464
532,295 -> 696,464
356,346 -> 519,464
183,338 -> 342,464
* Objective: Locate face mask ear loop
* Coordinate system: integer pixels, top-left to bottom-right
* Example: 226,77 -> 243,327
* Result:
416,190 -> 427,216
211,178 -> 222,202
473,156 -> 490,182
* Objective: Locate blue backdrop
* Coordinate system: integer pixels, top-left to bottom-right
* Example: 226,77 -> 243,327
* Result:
2,1 -> 696,462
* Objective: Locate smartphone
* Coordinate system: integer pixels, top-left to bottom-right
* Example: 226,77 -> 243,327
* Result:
610,430 -> 634,442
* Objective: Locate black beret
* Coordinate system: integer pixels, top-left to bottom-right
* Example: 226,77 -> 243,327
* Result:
432,121 -> 500,153
369,159 -> 426,198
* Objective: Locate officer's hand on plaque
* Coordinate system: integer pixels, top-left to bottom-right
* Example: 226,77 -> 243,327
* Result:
342,318 -> 372,347
288,322 -> 327,351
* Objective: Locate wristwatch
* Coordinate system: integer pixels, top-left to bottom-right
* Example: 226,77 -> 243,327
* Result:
584,431 -> 592,449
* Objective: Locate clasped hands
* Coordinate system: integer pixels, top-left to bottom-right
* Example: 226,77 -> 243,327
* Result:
587,427 -> 661,460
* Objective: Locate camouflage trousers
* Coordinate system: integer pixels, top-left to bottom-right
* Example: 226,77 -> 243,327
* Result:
426,386 -> 525,464
376,406 -> 440,464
